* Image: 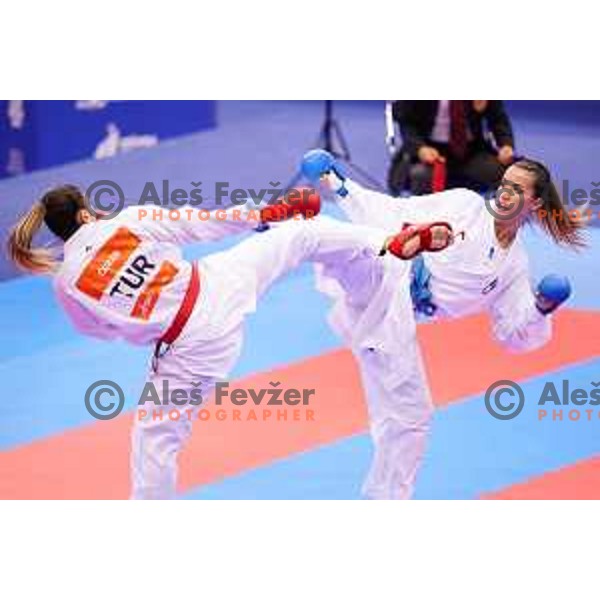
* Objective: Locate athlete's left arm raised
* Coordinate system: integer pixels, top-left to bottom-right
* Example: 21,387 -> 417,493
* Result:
117,193 -> 319,246
118,204 -> 266,246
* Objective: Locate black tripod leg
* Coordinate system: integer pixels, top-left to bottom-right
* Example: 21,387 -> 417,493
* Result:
317,123 -> 333,153
283,101 -> 387,196
342,160 -> 387,192
318,100 -> 335,153
329,120 -> 351,161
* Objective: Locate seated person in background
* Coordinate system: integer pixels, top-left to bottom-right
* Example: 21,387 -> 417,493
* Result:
387,100 -> 515,196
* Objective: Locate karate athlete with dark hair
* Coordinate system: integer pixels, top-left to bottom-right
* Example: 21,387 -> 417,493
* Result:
301,149 -> 581,500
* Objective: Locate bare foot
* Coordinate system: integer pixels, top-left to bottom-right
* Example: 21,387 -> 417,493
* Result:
384,223 -> 455,260
430,225 -> 454,250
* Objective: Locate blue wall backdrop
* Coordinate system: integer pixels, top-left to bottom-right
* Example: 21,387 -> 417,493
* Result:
0,100 -> 216,178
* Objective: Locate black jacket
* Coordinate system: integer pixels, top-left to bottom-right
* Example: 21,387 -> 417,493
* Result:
392,100 -> 515,159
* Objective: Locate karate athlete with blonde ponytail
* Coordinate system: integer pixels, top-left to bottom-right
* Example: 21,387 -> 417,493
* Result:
8,184 -> 454,499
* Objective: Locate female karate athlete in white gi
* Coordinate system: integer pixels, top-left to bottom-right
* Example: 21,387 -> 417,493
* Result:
301,150 -> 582,500
8,184 -> 454,499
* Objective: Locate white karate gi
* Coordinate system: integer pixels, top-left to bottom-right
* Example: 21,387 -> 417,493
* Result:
53,206 -> 388,499
316,179 -> 552,499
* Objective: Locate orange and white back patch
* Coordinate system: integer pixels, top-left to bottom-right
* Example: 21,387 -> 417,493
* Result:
76,227 -> 179,320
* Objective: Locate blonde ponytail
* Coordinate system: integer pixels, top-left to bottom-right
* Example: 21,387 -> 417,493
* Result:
7,203 -> 58,274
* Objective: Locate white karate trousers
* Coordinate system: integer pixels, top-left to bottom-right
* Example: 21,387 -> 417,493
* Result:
315,240 -> 433,499
130,216 -> 388,499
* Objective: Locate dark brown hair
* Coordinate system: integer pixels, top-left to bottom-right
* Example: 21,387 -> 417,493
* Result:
514,158 -> 586,249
